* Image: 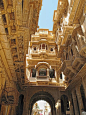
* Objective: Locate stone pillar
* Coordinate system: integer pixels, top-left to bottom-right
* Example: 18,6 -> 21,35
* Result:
10,106 -> 16,115
78,35 -> 85,48
41,44 -> 42,49
72,41 -> 79,57
36,71 -> 38,76
68,95 -> 74,115
76,85 -> 84,115
47,69 -> 49,76
30,69 -> 32,77
72,90 -> 79,115
5,106 -> 8,115
75,36 -> 81,51
70,104 -> 74,115
55,70 -> 57,78
82,76 -> 86,98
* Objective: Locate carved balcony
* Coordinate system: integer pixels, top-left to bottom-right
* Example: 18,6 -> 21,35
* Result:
36,76 -> 50,85
79,44 -> 86,58
61,60 -> 72,72
72,57 -> 85,72
36,76 -> 49,81
61,60 -> 76,81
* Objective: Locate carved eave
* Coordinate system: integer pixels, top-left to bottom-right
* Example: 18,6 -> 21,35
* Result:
57,0 -> 68,22
72,25 -> 84,38
61,26 -> 73,45
73,0 -> 85,24
69,0 -> 85,25
0,13 -> 17,82
53,0 -> 68,34
57,45 -> 66,58
66,63 -> 86,91
31,53 -> 57,59
30,41 -> 56,46
27,59 -> 61,66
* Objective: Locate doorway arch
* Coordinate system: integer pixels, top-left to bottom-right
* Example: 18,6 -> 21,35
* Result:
29,91 -> 56,115
61,95 -> 69,115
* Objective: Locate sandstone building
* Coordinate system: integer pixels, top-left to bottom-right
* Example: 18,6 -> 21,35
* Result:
0,0 -> 86,115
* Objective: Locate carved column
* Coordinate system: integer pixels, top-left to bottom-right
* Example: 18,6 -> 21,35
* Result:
78,35 -> 85,48
47,69 -> 49,76
82,76 -> 86,97
76,85 -> 84,115
68,95 -> 74,115
41,44 -> 42,50
5,105 -> 8,115
72,90 -> 79,115
72,41 -> 79,57
36,71 -> 38,76
75,36 -> 81,51
70,104 -> 74,115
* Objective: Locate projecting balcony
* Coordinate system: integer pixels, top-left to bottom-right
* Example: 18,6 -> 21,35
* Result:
72,57 -> 85,72
61,60 -> 76,79
39,49 -> 48,54
61,60 -> 72,72
36,76 -> 50,85
78,35 -> 86,58
79,44 -> 86,58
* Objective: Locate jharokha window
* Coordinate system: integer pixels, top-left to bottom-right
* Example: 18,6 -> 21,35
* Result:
39,44 -> 48,50
42,44 -> 45,49
39,68 -> 47,76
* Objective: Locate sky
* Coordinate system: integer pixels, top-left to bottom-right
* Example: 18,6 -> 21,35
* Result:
37,100 -> 51,115
38,0 -> 58,31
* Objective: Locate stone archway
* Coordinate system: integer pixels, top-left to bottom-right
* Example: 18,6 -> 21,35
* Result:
29,91 -> 56,115
61,95 -> 69,115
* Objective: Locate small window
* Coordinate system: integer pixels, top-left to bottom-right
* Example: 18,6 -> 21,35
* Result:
34,47 -> 36,51
5,28 -> 8,34
2,14 -> 6,23
51,48 -> 53,51
42,44 -> 45,49
49,69 -> 55,78
60,73 -> 62,79
39,68 -> 47,76
71,49 -> 73,56
32,69 -> 36,77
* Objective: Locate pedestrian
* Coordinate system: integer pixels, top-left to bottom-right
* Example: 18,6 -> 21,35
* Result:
81,108 -> 86,115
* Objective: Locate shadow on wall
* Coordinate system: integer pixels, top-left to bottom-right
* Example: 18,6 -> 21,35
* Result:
16,94 -> 24,115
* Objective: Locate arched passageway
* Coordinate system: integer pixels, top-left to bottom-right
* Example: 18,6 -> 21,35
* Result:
32,100 -> 51,115
29,91 -> 56,115
61,95 -> 69,115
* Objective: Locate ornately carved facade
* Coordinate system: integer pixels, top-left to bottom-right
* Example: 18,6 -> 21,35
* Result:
0,0 -> 86,115
53,0 -> 86,115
